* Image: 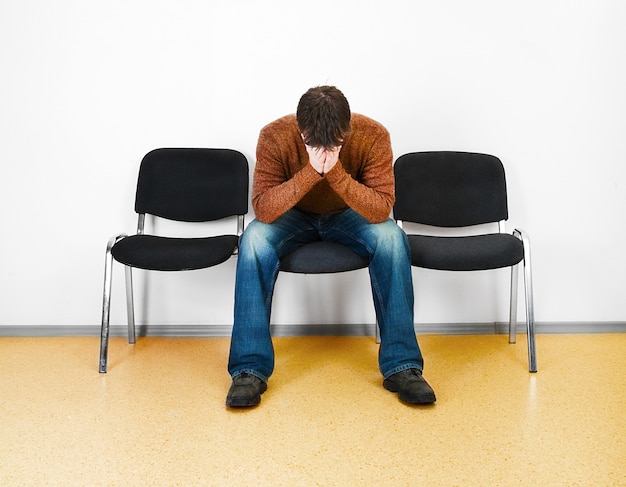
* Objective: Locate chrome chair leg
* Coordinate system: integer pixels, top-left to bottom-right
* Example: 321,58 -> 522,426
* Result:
99,234 -> 126,373
515,229 -> 537,372
124,266 -> 136,344
509,263 -> 519,344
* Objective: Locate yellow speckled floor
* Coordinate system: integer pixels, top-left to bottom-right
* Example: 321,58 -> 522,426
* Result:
0,333 -> 625,486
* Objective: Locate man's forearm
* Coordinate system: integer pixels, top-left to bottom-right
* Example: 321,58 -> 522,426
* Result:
252,164 -> 322,223
324,164 -> 394,223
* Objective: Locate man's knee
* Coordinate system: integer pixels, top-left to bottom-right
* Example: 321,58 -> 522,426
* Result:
239,220 -> 277,256
370,220 -> 410,257
375,219 -> 407,242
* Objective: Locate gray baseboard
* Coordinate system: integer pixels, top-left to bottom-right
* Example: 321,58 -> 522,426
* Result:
1,321 -> 625,337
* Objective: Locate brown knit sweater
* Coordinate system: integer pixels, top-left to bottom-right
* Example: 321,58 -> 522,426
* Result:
252,113 -> 394,224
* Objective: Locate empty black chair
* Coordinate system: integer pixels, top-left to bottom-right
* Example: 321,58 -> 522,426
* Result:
99,148 -> 249,372
394,151 -> 536,372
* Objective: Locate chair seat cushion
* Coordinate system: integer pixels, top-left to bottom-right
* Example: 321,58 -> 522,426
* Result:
407,233 -> 524,271
111,234 -> 239,271
280,241 -> 370,274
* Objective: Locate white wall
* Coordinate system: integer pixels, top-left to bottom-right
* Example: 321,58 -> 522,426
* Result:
1,0 -> 624,330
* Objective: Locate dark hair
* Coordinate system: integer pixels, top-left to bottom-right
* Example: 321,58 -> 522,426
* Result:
296,86 -> 351,150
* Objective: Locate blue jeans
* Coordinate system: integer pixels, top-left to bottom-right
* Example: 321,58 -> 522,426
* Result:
228,208 -> 424,382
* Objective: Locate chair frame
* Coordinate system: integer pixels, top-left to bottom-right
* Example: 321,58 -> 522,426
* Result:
99,147 -> 247,373
393,150 -> 537,372
99,213 -> 245,373
395,217 -> 536,372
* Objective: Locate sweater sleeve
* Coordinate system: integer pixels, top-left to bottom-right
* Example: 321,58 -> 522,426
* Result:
324,129 -> 395,223
252,126 -> 323,223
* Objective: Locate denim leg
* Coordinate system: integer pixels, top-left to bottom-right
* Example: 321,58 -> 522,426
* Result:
228,211 -> 317,381
322,210 -> 424,378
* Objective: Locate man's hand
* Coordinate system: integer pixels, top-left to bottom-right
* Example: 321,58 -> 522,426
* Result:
305,145 -> 341,176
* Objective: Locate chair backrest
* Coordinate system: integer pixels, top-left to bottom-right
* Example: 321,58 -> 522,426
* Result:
135,148 -> 249,222
393,151 -> 508,227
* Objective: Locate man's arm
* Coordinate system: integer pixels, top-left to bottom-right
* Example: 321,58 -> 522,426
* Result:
251,127 -> 322,224
324,130 -> 395,224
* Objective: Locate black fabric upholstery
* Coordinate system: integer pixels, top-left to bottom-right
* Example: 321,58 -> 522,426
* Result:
111,234 -> 239,271
280,241 -> 370,274
394,151 -> 524,272
135,148 -> 248,222
407,234 -> 524,271
394,151 -> 508,227
111,147 -> 249,271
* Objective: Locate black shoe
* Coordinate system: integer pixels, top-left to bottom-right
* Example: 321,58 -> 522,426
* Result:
383,369 -> 436,404
226,373 -> 267,408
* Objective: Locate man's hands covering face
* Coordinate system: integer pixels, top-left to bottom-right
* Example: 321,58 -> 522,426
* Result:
305,144 -> 341,176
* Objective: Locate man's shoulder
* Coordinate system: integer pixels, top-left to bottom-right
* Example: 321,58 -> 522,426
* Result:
260,114 -> 298,136
351,113 -> 389,135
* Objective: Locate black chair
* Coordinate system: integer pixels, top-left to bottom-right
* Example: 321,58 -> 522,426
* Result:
394,151 -> 536,372
279,241 -> 378,340
99,148 -> 249,373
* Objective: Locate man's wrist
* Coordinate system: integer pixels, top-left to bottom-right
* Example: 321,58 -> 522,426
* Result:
305,163 -> 324,178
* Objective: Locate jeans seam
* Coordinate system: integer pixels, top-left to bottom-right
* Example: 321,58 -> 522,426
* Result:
265,261 -> 281,313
